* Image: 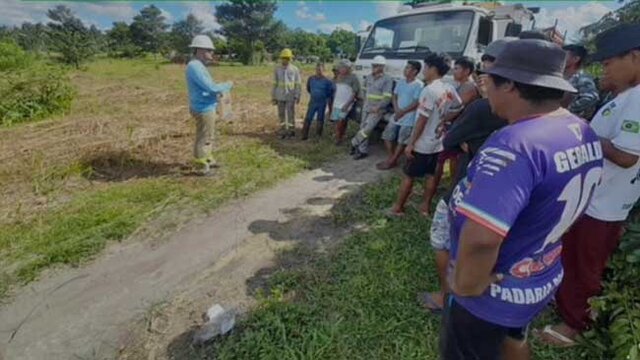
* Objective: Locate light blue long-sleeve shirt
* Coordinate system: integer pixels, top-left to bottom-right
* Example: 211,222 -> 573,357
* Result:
186,59 -> 232,114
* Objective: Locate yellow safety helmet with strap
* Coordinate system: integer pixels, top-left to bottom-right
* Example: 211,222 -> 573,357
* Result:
280,48 -> 293,59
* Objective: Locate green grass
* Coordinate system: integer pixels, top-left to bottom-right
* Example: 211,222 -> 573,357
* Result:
210,178 -> 586,360
0,139 -> 342,298
0,57 -> 337,299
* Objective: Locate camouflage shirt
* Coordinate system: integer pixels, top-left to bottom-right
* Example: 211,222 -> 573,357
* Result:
568,70 -> 600,120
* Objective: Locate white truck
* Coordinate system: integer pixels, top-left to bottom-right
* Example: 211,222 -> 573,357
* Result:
354,2 -> 537,84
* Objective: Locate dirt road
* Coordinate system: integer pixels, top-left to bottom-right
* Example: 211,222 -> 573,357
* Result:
0,149 -> 389,360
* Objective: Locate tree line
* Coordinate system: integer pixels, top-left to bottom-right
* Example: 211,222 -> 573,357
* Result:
0,0 -> 357,68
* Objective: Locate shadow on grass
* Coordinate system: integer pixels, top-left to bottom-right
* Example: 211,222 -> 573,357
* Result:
224,119 -> 386,182
81,151 -> 189,182
245,203 -> 354,297
164,181 -> 382,360
164,176 -> 585,360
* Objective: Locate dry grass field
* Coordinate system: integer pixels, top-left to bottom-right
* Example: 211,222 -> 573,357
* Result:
0,58 -> 344,298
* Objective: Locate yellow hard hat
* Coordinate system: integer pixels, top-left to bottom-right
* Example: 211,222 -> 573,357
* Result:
280,48 -> 293,59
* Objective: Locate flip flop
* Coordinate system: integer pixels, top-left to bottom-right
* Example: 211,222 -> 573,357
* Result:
417,292 -> 443,315
376,162 -> 397,170
385,209 -> 405,218
537,325 -> 577,348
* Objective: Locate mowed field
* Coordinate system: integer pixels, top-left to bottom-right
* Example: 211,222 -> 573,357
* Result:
0,58 -> 343,299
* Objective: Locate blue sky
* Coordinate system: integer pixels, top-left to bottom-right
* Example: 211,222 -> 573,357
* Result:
2,1 -> 623,40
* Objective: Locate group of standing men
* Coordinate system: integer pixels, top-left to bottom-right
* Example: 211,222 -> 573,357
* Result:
183,22 -> 640,358
383,24 -> 638,360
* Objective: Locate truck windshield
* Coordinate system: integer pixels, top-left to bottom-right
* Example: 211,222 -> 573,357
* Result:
360,10 -> 474,59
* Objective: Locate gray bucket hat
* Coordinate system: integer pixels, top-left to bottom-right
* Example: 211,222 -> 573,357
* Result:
484,39 -> 576,93
484,37 -> 518,59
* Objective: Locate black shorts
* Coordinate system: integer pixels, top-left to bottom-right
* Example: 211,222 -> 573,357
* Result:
440,297 -> 528,360
403,152 -> 440,178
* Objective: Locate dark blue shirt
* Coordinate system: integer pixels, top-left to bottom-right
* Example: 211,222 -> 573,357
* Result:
307,75 -> 334,104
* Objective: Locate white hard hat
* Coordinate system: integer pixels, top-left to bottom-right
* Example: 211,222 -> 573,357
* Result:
337,59 -> 352,69
189,35 -> 215,50
372,55 -> 386,66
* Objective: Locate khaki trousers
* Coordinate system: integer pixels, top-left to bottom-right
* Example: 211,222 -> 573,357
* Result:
191,110 -> 217,164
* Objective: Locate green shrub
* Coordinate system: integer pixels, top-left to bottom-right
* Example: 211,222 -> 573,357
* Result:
0,62 -> 74,126
581,212 -> 640,360
0,40 -> 33,71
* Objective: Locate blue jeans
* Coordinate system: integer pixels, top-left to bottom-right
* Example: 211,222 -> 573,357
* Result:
305,100 -> 327,125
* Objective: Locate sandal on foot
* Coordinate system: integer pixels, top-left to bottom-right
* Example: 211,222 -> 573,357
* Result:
385,208 -> 405,218
417,292 -> 443,315
376,162 -> 396,170
537,325 -> 577,348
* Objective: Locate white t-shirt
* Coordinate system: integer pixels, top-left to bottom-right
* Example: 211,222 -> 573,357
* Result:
334,83 -> 354,109
413,79 -> 460,154
586,84 -> 640,222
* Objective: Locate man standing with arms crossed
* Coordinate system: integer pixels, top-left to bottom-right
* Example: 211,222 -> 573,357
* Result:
441,39 -> 603,359
542,23 -> 640,347
185,35 -> 233,176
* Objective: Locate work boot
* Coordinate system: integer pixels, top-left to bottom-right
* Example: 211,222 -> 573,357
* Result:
353,151 -> 368,160
301,121 -> 311,140
315,122 -> 324,137
198,162 -> 214,177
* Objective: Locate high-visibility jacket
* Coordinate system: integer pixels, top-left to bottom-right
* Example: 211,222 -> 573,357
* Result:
272,64 -> 302,102
364,73 -> 393,112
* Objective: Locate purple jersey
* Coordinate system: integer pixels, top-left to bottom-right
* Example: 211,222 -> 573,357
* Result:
448,109 -> 603,327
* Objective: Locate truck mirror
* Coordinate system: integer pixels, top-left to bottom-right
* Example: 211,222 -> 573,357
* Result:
356,37 -> 361,52
505,23 -> 523,37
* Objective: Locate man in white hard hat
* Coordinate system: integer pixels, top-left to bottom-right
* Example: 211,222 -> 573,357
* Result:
350,55 -> 393,159
185,34 -> 233,176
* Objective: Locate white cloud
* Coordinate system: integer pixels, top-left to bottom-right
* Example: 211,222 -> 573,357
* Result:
182,2 -> 220,31
314,12 -> 327,22
297,1 -> 305,5
81,3 -> 135,23
359,20 -> 372,31
295,4 -> 326,22
0,0 -> 59,26
535,2 -> 611,40
376,1 -> 403,18
159,7 -> 174,24
318,22 -> 354,33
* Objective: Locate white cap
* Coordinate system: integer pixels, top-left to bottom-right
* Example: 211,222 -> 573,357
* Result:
189,35 -> 215,50
372,55 -> 386,66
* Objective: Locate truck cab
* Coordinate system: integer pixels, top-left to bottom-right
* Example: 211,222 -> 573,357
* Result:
354,3 -> 535,86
